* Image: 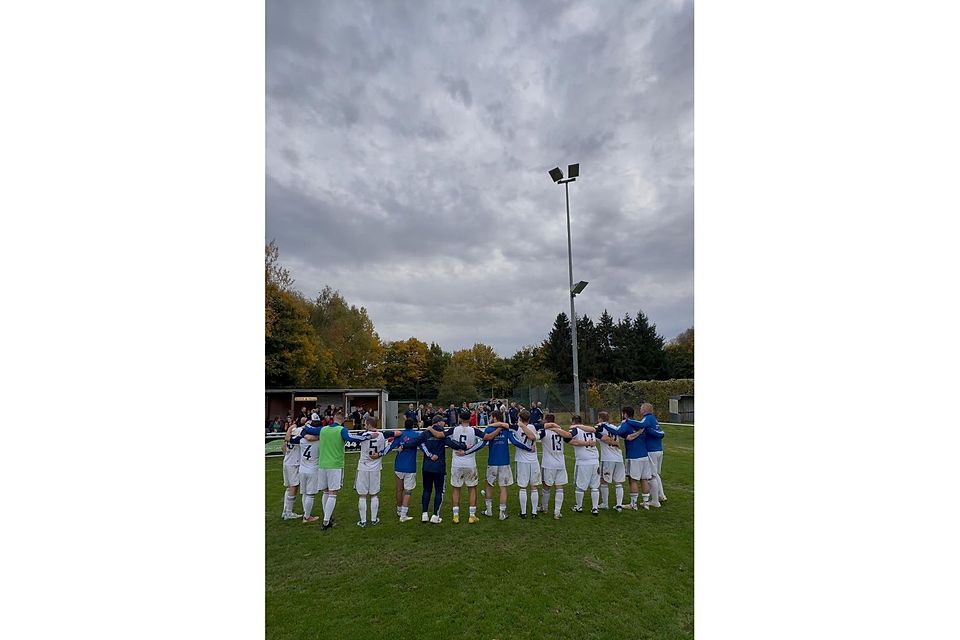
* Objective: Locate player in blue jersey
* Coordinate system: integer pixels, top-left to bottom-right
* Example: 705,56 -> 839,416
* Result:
598,406 -> 656,510
625,403 -> 666,507
382,418 -> 424,522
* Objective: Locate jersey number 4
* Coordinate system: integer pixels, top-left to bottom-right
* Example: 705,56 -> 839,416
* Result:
302,445 -> 312,460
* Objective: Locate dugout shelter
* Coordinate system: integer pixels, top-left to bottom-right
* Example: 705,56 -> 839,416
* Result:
265,388 -> 390,429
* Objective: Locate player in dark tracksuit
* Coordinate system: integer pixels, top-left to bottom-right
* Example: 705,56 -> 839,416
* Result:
402,415 -> 468,523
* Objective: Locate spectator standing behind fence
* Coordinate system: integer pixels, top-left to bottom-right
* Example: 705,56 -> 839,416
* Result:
530,402 -> 544,425
446,404 -> 458,427
404,403 -> 418,424
508,402 -> 520,426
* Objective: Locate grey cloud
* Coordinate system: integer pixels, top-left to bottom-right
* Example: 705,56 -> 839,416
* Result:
267,0 -> 693,353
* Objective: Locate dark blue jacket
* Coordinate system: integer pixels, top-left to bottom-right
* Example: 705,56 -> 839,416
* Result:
409,430 -> 467,473
601,419 -> 649,459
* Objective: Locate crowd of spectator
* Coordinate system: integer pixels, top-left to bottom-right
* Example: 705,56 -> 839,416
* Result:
402,399 -> 548,429
265,404 -> 378,434
267,399 -> 550,434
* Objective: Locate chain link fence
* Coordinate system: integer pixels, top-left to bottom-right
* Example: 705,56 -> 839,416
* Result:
509,383 -> 592,421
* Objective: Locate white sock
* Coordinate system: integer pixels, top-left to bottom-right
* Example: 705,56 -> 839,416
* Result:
371,496 -> 379,521
323,495 -> 337,523
575,489 -> 584,509
499,503 -> 507,513
321,494 -> 330,512
485,498 -> 493,512
630,492 -> 638,506
590,489 -> 599,510
284,493 -> 295,514
302,495 -> 314,518
531,488 -> 539,513
642,493 -> 650,505
400,505 -> 408,517
555,489 -> 564,514
541,488 -> 550,511
519,489 -> 528,515
469,506 -> 476,516
649,478 -> 661,505
358,497 -> 367,523
616,484 -> 625,506
600,485 -> 609,508
453,506 -> 460,517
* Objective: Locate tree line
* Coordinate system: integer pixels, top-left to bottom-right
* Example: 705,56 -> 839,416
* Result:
266,242 -> 693,402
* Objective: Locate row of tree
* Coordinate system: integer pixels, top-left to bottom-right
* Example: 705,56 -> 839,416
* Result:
266,242 -> 693,401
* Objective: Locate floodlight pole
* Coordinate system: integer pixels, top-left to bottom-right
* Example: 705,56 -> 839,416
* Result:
564,180 -> 581,416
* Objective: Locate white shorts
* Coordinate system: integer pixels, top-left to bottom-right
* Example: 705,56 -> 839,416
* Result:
354,469 -> 381,495
282,464 -> 300,487
575,464 -> 601,491
317,468 -> 343,491
542,466 -> 568,486
516,461 -> 542,487
485,465 -> 514,487
299,469 -> 319,495
648,450 -> 663,474
450,466 -> 479,487
395,471 -> 417,491
600,460 -> 626,484
626,457 -> 653,481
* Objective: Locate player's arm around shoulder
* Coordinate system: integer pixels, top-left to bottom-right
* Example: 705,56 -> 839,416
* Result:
518,422 -> 538,441
544,422 -> 573,438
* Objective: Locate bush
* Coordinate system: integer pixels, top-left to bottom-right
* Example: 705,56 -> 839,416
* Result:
588,379 -> 694,423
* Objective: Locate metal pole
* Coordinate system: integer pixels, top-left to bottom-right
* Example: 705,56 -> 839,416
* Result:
565,181 -> 581,416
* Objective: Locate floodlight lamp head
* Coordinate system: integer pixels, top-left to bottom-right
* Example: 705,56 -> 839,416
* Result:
571,280 -> 588,296
567,163 -> 579,179
549,167 -> 564,183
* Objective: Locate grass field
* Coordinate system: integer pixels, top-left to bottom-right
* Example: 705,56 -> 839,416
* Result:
265,425 -> 693,640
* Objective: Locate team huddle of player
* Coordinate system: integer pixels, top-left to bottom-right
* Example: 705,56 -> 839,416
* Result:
279,404 -> 666,529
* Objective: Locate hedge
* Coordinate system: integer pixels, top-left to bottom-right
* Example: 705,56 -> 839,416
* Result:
587,379 -> 694,423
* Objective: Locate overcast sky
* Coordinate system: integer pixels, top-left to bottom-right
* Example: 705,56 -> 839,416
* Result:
267,0 -> 693,356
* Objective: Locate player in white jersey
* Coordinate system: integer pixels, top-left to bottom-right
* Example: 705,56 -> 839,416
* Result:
569,416 -> 602,515
448,411 -> 496,524
295,422 -> 321,523
537,413 -> 576,520
281,420 -> 304,520
354,416 -> 400,528
596,410 -> 627,512
511,410 -> 543,518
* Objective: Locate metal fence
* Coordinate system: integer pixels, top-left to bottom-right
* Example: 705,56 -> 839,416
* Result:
509,383 -> 592,420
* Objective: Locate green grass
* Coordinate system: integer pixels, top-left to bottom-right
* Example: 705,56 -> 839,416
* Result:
265,426 -> 694,640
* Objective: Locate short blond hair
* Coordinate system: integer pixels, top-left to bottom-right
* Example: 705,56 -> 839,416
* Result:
639,402 -> 654,416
